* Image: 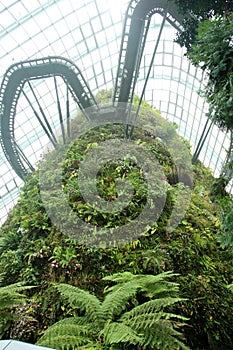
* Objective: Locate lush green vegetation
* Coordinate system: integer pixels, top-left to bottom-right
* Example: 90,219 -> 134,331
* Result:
174,0 -> 233,250
175,2 -> 233,187
174,0 -> 233,53
37,272 -> 189,350
188,14 -> 233,131
0,279 -> 33,338
187,14 -> 233,204
175,1 -> 233,248
0,100 -> 232,349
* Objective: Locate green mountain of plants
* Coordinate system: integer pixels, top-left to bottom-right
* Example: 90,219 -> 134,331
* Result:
0,96 -> 232,349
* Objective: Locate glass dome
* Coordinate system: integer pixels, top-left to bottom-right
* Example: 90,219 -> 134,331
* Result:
0,0 -> 231,225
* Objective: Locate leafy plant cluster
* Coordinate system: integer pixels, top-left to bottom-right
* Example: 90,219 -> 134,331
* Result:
0,278 -> 34,340
175,2 -> 233,245
188,14 -> 233,132
0,99 -> 232,349
37,272 -> 190,350
62,123 -> 171,232
174,0 -> 233,53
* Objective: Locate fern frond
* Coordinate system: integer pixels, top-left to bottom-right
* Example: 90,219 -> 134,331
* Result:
0,292 -> 26,310
119,296 -> 190,350
38,335 -> 94,350
103,271 -> 179,298
0,282 -> 34,337
103,271 -> 177,285
77,344 -> 104,349
141,320 -> 190,350
120,308 -> 190,350
138,272 -> 180,298
0,282 -> 34,294
120,297 -> 186,322
102,321 -> 143,346
39,273 -> 189,350
57,284 -> 102,324
37,317 -> 94,350
101,279 -> 141,321
101,272 -> 181,322
122,310 -> 188,331
0,283 -> 34,312
39,316 -> 91,334
103,272 -> 136,289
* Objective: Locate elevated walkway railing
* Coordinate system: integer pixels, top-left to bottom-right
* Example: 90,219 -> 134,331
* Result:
113,0 -> 183,105
0,56 -> 98,179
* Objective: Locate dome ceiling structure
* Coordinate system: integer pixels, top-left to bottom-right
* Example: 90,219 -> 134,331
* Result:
0,0 -> 231,224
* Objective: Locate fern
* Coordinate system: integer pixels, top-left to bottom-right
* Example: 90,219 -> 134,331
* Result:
101,278 -> 141,321
0,283 -> 33,314
0,230 -> 23,254
77,346 -> 104,350
38,317 -> 95,349
102,271 -> 137,286
103,271 -> 180,297
0,281 -> 33,294
120,297 -> 186,321
141,320 -> 190,350
101,271 -> 180,322
122,310 -> 187,330
57,283 -> 102,325
138,272 -> 180,298
0,281 -> 34,337
102,322 -> 143,345
37,272 -> 190,350
39,335 -> 94,350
